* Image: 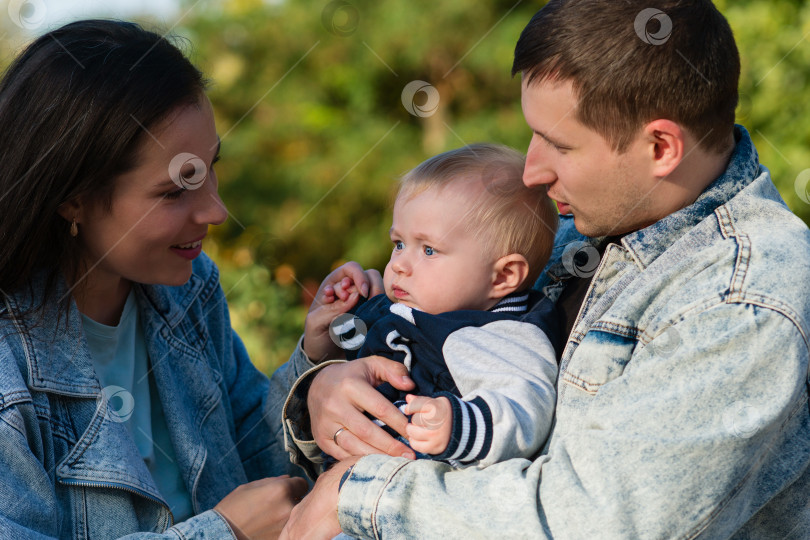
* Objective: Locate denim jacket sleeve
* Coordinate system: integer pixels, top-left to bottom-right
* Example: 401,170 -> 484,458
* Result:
281,337 -> 348,479
337,302 -> 809,539
0,354 -> 239,539
223,326 -> 315,480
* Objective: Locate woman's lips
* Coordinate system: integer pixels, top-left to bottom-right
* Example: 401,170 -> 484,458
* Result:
170,237 -> 204,260
170,243 -> 202,260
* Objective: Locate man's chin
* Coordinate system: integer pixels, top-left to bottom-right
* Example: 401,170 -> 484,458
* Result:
571,215 -> 600,238
573,216 -> 642,239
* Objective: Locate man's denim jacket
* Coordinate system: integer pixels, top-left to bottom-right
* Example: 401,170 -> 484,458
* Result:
0,254 -> 312,539
284,127 -> 810,539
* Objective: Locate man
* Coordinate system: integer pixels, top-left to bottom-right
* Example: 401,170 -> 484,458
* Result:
281,1 -> 810,538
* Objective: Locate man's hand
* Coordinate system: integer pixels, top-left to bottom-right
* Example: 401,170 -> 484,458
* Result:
405,394 -> 452,455
214,475 -> 308,540
309,357 -> 417,460
280,457 -> 361,540
303,262 -> 383,362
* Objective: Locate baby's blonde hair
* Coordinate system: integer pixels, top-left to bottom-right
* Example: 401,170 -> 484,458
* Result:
398,143 -> 558,289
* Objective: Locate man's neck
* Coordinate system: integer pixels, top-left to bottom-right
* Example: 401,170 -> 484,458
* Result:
678,133 -> 736,208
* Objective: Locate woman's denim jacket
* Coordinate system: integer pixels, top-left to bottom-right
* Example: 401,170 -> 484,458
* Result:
0,254 -> 313,539
285,127 -> 810,539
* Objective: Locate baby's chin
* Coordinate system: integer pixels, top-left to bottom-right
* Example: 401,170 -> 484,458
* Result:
386,293 -> 425,313
386,288 -> 479,314
389,297 -> 477,315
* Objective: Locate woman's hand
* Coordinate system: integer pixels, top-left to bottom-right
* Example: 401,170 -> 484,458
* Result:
303,262 -> 383,363
279,458 -> 360,540
309,357 -> 417,460
213,475 -> 308,540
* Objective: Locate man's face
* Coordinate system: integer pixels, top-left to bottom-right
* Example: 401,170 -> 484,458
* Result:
521,78 -> 662,237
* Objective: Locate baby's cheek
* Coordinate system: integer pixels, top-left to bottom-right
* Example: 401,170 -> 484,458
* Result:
382,264 -> 395,289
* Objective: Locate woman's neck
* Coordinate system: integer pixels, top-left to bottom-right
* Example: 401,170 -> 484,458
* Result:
73,274 -> 133,326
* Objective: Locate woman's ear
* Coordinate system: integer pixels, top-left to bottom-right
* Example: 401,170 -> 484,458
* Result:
643,119 -> 685,179
57,198 -> 83,223
57,198 -> 85,237
489,253 -> 530,298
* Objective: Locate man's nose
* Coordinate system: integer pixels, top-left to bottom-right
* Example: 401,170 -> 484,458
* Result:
523,135 -> 556,187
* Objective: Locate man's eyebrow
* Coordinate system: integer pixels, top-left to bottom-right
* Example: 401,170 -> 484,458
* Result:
535,129 -> 571,148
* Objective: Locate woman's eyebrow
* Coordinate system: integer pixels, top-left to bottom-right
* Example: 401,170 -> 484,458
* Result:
153,138 -> 221,189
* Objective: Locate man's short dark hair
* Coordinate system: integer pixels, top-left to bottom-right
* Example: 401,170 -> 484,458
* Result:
512,0 -> 740,154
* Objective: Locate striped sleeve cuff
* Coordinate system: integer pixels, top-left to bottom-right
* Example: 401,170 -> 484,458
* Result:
431,392 -> 492,463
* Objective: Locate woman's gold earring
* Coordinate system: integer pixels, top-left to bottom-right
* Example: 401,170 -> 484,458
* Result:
70,219 -> 78,237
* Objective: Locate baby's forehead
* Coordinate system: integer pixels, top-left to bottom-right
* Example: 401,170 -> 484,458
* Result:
394,181 -> 500,245
397,174 -> 490,206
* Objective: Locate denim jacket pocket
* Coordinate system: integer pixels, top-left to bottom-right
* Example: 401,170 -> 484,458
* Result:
561,327 -> 638,396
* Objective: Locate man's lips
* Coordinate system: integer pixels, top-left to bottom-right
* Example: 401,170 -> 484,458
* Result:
547,190 -> 571,215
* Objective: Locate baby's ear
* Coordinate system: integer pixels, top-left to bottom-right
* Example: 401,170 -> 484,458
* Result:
490,254 -> 529,298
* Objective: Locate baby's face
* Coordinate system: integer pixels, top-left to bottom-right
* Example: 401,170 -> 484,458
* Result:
383,183 -> 499,314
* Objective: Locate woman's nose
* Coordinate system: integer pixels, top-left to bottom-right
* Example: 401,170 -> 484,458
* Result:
194,170 -> 228,226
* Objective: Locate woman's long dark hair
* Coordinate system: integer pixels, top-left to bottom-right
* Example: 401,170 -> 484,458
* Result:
0,20 -> 208,321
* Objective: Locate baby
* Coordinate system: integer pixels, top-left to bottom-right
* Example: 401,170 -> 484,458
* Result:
303,143 -> 560,466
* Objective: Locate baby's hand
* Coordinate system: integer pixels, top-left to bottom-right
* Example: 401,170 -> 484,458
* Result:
302,262 -> 382,362
320,276 -> 361,306
404,394 -> 452,455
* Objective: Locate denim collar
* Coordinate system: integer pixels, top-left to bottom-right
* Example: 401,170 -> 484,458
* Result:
545,125 -> 759,281
1,271 -> 206,396
622,125 -> 760,269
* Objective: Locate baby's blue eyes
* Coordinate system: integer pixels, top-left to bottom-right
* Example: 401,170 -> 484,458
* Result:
391,241 -> 436,256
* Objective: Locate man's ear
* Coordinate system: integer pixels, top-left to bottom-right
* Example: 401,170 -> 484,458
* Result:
643,119 -> 685,179
490,253 -> 530,298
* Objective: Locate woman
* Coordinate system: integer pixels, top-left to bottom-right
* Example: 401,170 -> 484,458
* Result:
0,20 -> 312,538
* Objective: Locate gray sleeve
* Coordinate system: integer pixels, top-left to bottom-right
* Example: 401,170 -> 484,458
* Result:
441,319 -> 557,466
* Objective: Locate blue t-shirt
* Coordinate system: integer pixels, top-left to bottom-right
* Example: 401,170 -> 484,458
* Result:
82,290 -> 193,522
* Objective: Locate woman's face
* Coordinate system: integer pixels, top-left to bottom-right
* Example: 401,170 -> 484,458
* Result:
76,95 -> 227,289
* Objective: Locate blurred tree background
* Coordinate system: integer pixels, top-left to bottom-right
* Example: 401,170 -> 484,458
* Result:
2,0 -> 809,374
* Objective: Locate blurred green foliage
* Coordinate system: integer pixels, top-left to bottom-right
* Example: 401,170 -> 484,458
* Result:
2,0 -> 809,374
182,0 -> 545,373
